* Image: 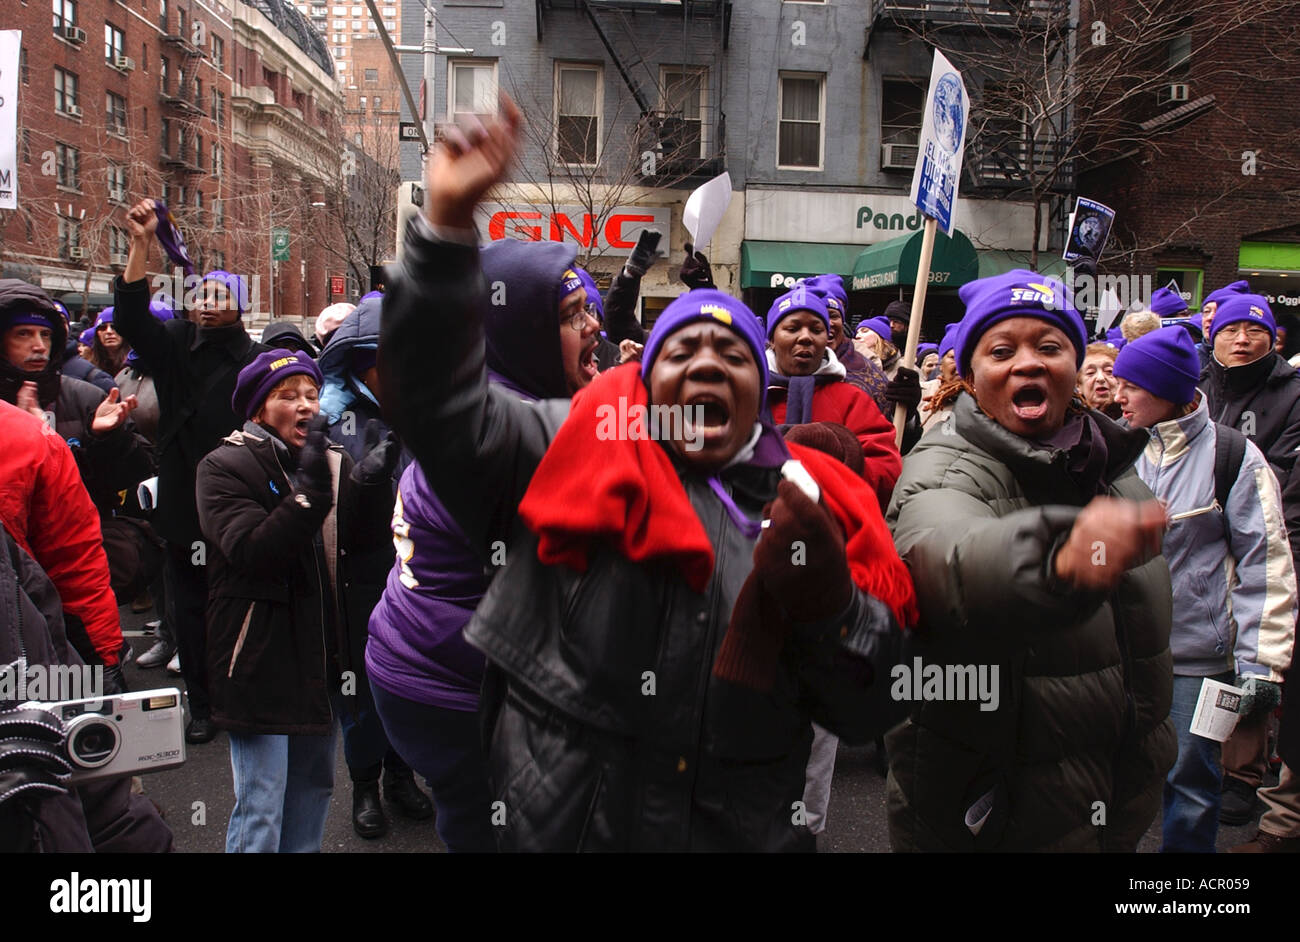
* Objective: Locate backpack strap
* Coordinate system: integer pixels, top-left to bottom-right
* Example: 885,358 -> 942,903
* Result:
1213,423 -> 1248,510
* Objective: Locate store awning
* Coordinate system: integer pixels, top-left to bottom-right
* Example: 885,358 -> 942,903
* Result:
54,291 -> 116,312
740,241 -> 864,290
1239,241 -> 1300,275
850,229 -> 979,292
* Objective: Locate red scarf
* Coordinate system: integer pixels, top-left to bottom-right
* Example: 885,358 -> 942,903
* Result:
517,365 -> 918,629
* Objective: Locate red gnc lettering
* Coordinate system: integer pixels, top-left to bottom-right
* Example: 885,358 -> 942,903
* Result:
549,213 -> 594,247
488,211 -> 543,241
605,214 -> 656,249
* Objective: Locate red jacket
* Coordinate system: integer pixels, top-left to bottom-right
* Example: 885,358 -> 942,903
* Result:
768,381 -> 902,507
0,400 -> 120,666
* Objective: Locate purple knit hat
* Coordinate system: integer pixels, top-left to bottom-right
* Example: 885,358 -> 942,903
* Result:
955,270 -> 1087,377
78,326 -> 95,346
573,267 -> 604,322
93,307 -> 114,329
1204,280 -> 1251,309
232,349 -> 324,419
1209,294 -> 1276,344
1149,286 -> 1188,317
856,316 -> 893,342
1113,325 -> 1201,406
202,270 -> 249,315
766,285 -> 829,339
938,321 -> 960,359
803,273 -> 849,318
641,289 -> 768,408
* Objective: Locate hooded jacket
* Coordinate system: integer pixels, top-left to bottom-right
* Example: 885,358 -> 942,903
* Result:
1134,396 -> 1294,681
885,393 -> 1176,852
60,336 -> 118,395
261,320 -> 318,359
365,238 -> 578,709
111,276 -> 268,545
378,219 -> 905,851
1200,350 -> 1300,492
319,296 -> 382,431
765,348 -> 902,506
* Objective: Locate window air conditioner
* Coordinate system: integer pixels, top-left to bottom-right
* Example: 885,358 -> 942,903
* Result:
882,143 -> 919,170
64,26 -> 87,44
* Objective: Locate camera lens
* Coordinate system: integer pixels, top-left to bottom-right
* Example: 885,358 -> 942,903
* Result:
66,716 -> 121,769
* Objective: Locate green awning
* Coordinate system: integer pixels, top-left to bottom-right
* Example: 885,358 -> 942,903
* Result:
54,291 -> 116,312
978,250 -> 1067,281
1239,241 -> 1300,274
740,241 -> 864,290
850,229 -> 980,292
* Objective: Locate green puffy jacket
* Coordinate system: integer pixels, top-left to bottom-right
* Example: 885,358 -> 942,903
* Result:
885,393 -> 1176,852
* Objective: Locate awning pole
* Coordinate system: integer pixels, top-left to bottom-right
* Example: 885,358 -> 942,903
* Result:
894,215 -> 937,447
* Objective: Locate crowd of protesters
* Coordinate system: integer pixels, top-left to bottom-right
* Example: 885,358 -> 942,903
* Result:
2,98 -> 1298,854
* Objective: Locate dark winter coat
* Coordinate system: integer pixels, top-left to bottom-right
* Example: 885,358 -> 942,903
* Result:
111,275 -> 268,545
196,423 -> 390,735
0,528 -> 173,853
1200,350 -> 1300,491
885,393 -> 1176,852
380,219 -> 904,851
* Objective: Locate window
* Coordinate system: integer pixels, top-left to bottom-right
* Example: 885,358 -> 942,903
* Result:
55,143 -> 80,188
52,0 -> 77,31
54,69 -> 79,113
212,89 -> 225,127
382,6 -> 395,15
195,134 -> 203,169
352,19 -> 361,30
159,0 -> 167,32
1168,35 -> 1191,76
451,60 -> 499,123
214,198 -> 224,227
142,42 -> 148,71
211,250 -> 226,271
160,55 -> 169,94
110,227 -> 129,258
364,68 -> 378,83
105,24 -> 125,61
359,95 -> 367,111
213,144 -> 222,177
142,106 -> 148,130
334,47 -> 346,58
59,217 -> 81,258
333,5 -> 345,14
777,73 -> 824,169
177,8 -> 186,41
373,96 -> 381,112
106,91 -> 128,135
212,36 -> 224,71
194,76 -> 202,107
107,162 -> 128,202
660,66 -> 707,159
161,116 -> 171,154
22,129 -> 31,164
177,126 -> 186,160
881,79 -> 924,147
21,46 -> 29,85
555,64 -> 600,165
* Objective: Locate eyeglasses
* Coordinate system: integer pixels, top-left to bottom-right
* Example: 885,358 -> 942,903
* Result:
563,302 -> 600,331
1217,324 -> 1271,341
96,323 -> 117,333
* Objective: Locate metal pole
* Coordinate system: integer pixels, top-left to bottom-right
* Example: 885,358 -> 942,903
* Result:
268,222 -> 275,322
424,9 -> 438,145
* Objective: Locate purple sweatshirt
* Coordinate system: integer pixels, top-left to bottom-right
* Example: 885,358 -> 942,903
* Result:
365,461 -> 490,710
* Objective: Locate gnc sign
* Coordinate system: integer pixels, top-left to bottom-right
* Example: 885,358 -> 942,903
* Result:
476,203 -> 671,255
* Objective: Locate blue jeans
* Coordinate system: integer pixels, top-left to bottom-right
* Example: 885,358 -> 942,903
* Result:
1161,671 -> 1232,853
226,726 -> 337,853
371,681 -> 496,852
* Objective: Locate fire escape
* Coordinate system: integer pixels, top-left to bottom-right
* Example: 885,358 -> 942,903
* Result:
535,0 -> 732,183
159,13 -> 208,221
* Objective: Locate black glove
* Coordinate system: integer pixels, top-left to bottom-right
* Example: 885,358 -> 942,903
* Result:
884,366 -> 923,412
295,414 -> 334,511
680,242 -> 715,290
624,229 -> 661,278
0,693 -> 72,810
353,419 -> 401,485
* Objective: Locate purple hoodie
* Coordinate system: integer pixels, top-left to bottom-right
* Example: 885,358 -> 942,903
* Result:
365,238 -> 578,709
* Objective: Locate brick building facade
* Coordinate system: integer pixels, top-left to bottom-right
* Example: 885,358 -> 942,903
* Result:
2,0 -> 344,327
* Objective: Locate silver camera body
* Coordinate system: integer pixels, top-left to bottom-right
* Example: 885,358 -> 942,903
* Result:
24,688 -> 187,784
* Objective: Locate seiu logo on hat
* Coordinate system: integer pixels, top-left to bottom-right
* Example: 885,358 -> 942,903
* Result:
268,355 -> 299,371
778,298 -> 793,312
1250,306 -> 1265,319
1010,282 -> 1056,306
699,302 -> 732,325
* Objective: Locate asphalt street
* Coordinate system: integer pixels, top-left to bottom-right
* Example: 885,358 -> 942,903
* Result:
118,604 -> 1271,853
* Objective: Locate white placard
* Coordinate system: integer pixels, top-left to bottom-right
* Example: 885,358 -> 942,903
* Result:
1190,677 -> 1244,742
0,31 -> 20,210
909,49 -> 968,236
682,171 -> 732,252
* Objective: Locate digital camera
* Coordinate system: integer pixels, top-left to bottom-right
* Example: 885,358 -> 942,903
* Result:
24,688 -> 187,785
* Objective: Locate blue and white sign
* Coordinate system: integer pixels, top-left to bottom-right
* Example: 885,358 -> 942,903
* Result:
909,50 -> 968,236
0,31 -> 20,210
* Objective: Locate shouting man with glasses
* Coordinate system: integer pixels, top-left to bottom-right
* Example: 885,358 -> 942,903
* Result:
1200,293 -> 1300,835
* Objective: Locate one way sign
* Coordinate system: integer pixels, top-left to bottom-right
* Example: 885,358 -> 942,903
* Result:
399,122 -> 422,142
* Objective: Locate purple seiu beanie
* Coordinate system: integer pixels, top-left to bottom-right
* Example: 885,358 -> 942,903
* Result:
232,348 -> 324,420
1149,286 -> 1188,318
202,270 -> 249,315
78,326 -> 95,346
954,270 -> 1088,378
857,316 -> 893,342
938,321 -> 960,359
1104,325 -> 1126,350
1204,280 -> 1251,309
1113,325 -> 1201,406
917,342 -> 939,360
766,285 -> 829,340
803,273 -> 849,319
573,267 -> 604,322
1209,293 -> 1276,345
641,289 -> 768,409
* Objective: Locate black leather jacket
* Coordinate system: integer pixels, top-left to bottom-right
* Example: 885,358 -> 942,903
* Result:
380,219 -> 903,851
